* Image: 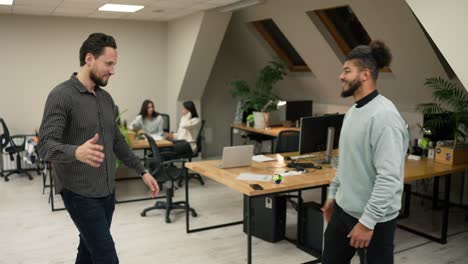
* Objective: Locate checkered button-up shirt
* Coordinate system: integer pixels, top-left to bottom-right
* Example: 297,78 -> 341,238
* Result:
37,73 -> 145,197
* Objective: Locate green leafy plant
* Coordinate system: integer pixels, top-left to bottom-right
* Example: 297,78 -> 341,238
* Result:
246,114 -> 254,126
416,77 -> 468,147
230,60 -> 287,112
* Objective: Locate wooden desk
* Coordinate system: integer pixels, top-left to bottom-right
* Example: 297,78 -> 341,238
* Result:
231,124 -> 300,153
400,158 -> 468,244
185,154 -> 334,264
131,139 -> 173,150
185,155 -> 468,263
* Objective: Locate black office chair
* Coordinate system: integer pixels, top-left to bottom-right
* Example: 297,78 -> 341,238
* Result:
0,118 -> 33,181
275,130 -> 300,210
178,120 -> 205,187
275,130 -> 300,153
140,133 -> 197,223
160,113 -> 170,133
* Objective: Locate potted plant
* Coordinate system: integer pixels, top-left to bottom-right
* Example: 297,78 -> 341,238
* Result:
416,77 -> 468,165
230,60 -> 287,129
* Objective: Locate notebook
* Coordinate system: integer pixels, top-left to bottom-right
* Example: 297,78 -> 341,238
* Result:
215,145 -> 254,169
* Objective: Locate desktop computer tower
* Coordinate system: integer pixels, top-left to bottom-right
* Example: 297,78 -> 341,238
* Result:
298,201 -> 325,256
243,195 -> 286,243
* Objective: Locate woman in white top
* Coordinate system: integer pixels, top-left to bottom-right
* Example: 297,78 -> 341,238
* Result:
166,101 -> 201,153
129,100 -> 165,137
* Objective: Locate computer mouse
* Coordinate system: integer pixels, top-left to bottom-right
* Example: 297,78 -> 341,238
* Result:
295,166 -> 305,172
314,164 -> 322,170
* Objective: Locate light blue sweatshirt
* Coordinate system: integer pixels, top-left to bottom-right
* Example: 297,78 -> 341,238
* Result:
328,94 -> 408,229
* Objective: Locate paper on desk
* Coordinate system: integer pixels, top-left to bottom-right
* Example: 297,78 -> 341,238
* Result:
278,171 -> 303,177
252,155 -> 276,162
151,134 -> 164,141
236,173 -> 273,181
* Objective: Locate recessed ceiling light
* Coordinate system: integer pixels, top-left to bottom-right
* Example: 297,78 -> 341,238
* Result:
0,0 -> 13,6
98,4 -> 144,13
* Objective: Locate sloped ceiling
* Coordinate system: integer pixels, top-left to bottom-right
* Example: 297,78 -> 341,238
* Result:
221,0 -> 452,110
405,0 -> 468,92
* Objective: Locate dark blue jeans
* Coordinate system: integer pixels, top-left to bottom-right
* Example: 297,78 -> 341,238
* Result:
61,189 -> 118,264
322,202 -> 396,264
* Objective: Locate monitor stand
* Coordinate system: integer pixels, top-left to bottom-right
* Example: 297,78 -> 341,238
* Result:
317,127 -> 334,164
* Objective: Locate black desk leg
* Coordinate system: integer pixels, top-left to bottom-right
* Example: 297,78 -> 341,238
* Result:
297,191 -> 303,247
271,139 -> 275,153
433,177 -> 440,209
441,175 -> 451,244
404,184 -> 412,217
246,194 -> 252,264
230,127 -> 234,146
185,166 -> 190,233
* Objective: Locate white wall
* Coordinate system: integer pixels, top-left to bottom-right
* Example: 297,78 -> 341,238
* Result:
202,0 -> 446,156
166,12 -> 204,131
0,14 -> 166,134
406,0 -> 468,91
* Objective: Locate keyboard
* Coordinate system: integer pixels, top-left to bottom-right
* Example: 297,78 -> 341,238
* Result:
287,162 -> 318,168
290,154 -> 315,160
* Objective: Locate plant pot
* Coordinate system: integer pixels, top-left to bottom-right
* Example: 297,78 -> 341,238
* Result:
435,144 -> 468,165
253,111 -> 269,129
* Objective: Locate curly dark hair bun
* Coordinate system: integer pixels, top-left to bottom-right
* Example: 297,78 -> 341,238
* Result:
370,40 -> 392,69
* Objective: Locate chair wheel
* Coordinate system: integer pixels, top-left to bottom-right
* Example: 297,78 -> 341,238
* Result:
200,181 -> 205,186
4,177 -> 9,182
140,212 -> 146,217
192,211 -> 198,217
165,217 -> 171,223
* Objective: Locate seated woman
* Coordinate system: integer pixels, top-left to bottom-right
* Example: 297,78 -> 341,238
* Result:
166,101 -> 201,155
129,100 -> 165,138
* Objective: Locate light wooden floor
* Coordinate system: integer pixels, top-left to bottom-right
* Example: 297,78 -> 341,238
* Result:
1,170 -> 468,264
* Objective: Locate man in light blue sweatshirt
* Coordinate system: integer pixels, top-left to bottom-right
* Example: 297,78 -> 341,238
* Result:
321,40 -> 408,264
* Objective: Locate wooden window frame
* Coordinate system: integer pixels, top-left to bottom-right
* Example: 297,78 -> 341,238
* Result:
252,20 -> 310,72
314,6 -> 391,72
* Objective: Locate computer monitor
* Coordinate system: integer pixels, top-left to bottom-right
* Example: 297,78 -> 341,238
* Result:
286,100 -> 313,123
299,114 -> 345,158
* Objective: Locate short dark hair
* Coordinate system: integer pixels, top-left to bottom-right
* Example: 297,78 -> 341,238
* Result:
183,101 -> 198,118
346,40 -> 392,80
79,33 -> 117,66
139,99 -> 159,119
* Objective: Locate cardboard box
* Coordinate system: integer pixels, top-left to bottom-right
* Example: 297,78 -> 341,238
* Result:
435,145 -> 468,165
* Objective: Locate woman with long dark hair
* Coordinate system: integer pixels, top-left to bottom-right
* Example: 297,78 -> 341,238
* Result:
129,99 -> 164,136
166,100 -> 201,152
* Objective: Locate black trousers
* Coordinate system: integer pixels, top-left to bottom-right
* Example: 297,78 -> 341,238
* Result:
322,203 -> 397,264
61,189 -> 118,264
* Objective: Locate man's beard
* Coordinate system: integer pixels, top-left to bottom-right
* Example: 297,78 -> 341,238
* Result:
341,78 -> 361,98
90,70 -> 109,87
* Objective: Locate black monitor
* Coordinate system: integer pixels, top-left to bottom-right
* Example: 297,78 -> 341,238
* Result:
299,114 -> 345,155
286,100 -> 313,123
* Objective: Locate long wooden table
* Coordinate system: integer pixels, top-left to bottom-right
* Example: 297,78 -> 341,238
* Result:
230,124 -> 300,153
185,154 -> 334,264
130,138 -> 173,150
184,154 -> 468,263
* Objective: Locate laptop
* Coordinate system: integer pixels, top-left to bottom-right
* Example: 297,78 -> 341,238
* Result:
215,145 -> 254,169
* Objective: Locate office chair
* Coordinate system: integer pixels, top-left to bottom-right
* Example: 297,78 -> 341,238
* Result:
140,133 -> 197,223
160,113 -> 170,133
275,130 -> 300,210
178,120 -> 205,187
0,118 -> 33,181
275,130 -> 300,153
